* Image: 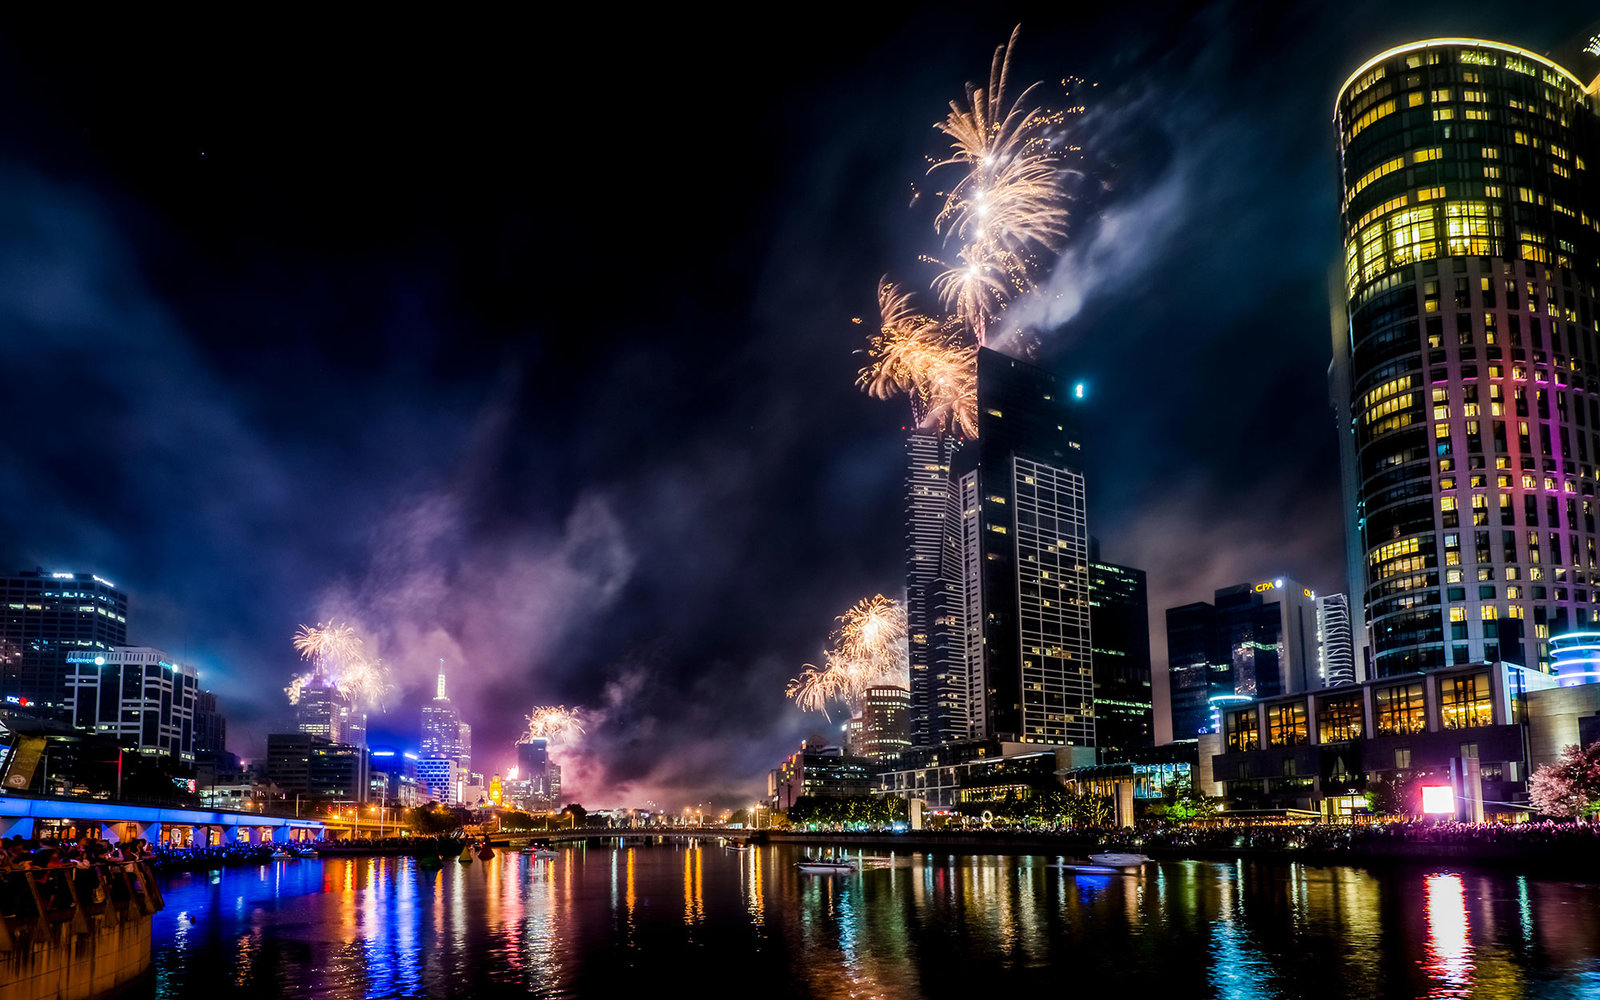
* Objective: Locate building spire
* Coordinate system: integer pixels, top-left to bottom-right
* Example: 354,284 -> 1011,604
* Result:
436,659 -> 447,701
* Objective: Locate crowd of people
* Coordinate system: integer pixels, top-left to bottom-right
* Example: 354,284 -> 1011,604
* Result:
1093,817 -> 1600,857
0,834 -> 156,872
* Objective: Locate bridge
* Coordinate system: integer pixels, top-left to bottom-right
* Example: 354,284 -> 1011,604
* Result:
0,794 -> 327,846
529,827 -> 744,842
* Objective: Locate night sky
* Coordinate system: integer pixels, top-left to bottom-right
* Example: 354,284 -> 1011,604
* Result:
0,5 -> 1591,808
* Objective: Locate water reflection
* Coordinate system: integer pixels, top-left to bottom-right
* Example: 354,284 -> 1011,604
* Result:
1422,873 -> 1474,999
144,847 -> 1600,999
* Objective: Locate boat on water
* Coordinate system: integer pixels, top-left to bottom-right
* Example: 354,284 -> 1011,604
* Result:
795,860 -> 857,874
532,848 -> 559,859
1086,853 -> 1150,869
1046,862 -> 1119,875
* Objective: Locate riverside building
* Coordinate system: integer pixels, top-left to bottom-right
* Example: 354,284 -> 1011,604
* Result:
904,348 -> 1093,750
1333,38 -> 1600,679
1,569 -> 127,708
1087,556 -> 1154,754
64,646 -> 199,763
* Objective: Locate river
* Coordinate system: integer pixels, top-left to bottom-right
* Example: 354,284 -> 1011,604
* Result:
142,840 -> 1600,998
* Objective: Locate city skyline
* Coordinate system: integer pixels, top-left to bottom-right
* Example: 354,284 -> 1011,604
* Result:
0,6 -> 1594,809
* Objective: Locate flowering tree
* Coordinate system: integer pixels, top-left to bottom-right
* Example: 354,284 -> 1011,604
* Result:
1528,741 -> 1600,818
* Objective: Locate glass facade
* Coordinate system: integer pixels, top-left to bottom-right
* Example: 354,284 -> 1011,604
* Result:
1336,40 -> 1600,679
1373,680 -> 1428,735
1440,669 -> 1494,728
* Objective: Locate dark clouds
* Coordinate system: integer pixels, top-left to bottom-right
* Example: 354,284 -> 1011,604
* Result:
0,4 -> 1591,805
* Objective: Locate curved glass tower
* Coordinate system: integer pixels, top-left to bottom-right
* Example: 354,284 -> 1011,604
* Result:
1334,39 -> 1600,678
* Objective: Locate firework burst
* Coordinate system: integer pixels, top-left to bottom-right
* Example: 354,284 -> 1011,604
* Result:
286,621 -> 391,707
785,595 -> 909,719
856,24 -> 1078,430
517,705 -> 586,748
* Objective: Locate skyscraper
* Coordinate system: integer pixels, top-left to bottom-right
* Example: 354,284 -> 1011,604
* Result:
1164,579 -> 1320,738
0,570 -> 127,707
905,348 -> 1092,748
65,646 -> 198,762
296,681 -> 359,747
420,661 -> 463,763
1334,38 -> 1600,678
193,690 -> 228,755
1316,593 -> 1358,686
1088,557 -> 1154,754
904,430 -> 959,747
857,685 -> 911,763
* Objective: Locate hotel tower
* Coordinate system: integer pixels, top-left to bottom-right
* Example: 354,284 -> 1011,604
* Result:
1333,37 -> 1600,679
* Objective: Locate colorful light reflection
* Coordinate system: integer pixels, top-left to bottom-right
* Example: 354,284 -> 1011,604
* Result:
1422,873 -> 1474,998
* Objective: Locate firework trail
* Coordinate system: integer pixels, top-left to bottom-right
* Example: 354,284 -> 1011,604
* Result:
857,25 -> 1078,432
785,595 -> 910,719
517,705 -> 586,748
285,621 -> 391,707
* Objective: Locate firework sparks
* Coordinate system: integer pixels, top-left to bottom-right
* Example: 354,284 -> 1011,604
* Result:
286,621 -> 391,707
856,24 -> 1077,430
785,595 -> 909,719
517,705 -> 586,748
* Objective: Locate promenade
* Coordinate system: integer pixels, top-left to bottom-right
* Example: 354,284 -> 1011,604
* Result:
758,820 -> 1600,875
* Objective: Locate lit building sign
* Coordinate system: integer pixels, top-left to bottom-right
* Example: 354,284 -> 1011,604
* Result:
1421,785 -> 1455,815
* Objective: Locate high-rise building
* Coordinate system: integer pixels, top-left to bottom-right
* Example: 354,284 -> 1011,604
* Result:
457,721 -> 472,775
515,738 -> 561,810
1088,557 -> 1154,754
1333,38 -> 1600,679
1316,593 -> 1358,687
296,681 -> 362,747
193,690 -> 227,755
64,646 -> 198,762
1165,601 -> 1220,741
904,430 -> 958,748
857,685 -> 911,764
1164,579 -> 1320,738
906,348 -> 1092,749
415,756 -> 460,805
1,570 -> 127,707
421,660 -> 464,764
265,733 -> 370,803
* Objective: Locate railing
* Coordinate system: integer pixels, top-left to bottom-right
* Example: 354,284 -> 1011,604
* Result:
0,861 -> 164,953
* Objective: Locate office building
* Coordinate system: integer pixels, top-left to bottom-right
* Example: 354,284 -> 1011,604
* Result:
515,737 -> 563,810
1333,38 -> 1600,679
193,690 -> 227,755
64,646 -> 198,762
904,430 -> 959,747
415,756 -> 460,805
421,661 -> 467,769
905,348 -> 1092,749
1,569 -> 127,707
1165,579 -> 1320,739
264,733 -> 371,803
1205,659 -> 1566,819
295,681 -> 362,748
1317,593 -> 1358,686
768,738 -> 874,811
856,685 -> 911,764
1088,556 -> 1154,754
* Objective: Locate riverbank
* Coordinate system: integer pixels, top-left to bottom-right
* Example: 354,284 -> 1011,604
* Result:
753,823 -> 1600,877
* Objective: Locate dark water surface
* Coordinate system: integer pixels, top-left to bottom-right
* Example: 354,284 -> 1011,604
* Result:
143,841 -> 1600,998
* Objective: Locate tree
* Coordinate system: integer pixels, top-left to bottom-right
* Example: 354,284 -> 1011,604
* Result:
560,803 -> 588,827
1528,741 -> 1600,818
1365,771 -> 1421,817
409,803 -> 471,834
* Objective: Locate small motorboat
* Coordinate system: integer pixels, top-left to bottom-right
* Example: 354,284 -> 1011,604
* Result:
532,848 -> 559,859
1087,853 -> 1149,869
795,859 -> 857,874
1046,861 -> 1119,875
